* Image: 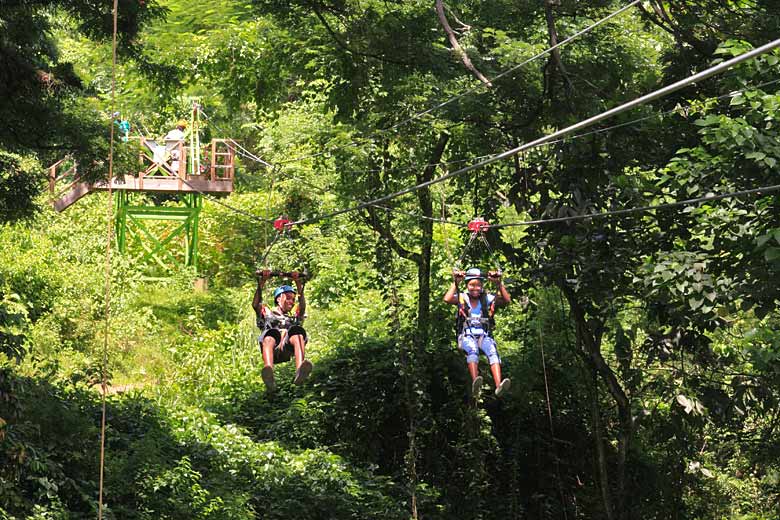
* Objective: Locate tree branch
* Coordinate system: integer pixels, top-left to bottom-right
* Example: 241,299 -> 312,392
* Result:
310,3 -> 413,66
434,0 -> 492,87
444,2 -> 471,32
637,1 -> 716,57
365,206 -> 421,263
543,0 -> 574,95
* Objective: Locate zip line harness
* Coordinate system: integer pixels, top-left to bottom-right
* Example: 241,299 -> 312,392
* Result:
256,216 -> 310,341
454,218 -> 503,345
257,216 -> 309,276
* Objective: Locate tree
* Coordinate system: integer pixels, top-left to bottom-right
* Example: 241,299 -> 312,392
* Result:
0,0 -> 164,216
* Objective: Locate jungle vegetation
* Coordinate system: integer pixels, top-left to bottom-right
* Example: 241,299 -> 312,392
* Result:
1,0 -> 779,518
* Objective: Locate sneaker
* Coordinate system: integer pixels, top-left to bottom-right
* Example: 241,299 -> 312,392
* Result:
495,378 -> 511,397
471,375 -> 483,397
261,365 -> 276,392
294,359 -> 313,385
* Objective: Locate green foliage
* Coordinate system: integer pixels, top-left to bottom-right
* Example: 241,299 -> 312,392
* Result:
0,367 -> 406,519
2,1 -> 780,519
0,152 -> 43,223
0,0 -> 165,220
0,294 -> 29,362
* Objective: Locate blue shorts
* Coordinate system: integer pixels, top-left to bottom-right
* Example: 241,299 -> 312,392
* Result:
458,334 -> 500,365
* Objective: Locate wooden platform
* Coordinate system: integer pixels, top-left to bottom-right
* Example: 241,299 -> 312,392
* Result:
52,175 -> 234,212
49,138 -> 236,212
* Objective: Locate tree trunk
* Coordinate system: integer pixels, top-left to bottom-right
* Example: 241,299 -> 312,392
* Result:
565,287 -> 632,520
414,132 -> 449,344
543,0 -> 574,96
364,133 -> 448,519
589,364 -> 615,520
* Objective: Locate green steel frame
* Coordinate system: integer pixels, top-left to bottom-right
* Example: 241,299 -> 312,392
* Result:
115,191 -> 202,274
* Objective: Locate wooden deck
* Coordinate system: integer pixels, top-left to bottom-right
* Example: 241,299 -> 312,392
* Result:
49,138 -> 236,212
52,175 -> 234,212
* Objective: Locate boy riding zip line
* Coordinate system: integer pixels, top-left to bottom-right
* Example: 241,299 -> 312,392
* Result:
253,270 -> 313,392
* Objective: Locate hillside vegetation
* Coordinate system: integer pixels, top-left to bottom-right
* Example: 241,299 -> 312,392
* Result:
1,0 -> 780,518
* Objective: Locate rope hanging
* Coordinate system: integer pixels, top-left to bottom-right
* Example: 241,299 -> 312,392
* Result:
98,0 -> 120,517
536,305 -> 569,520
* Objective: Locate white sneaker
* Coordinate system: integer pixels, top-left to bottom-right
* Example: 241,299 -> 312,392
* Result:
495,378 -> 511,397
294,359 -> 313,385
261,365 -> 276,392
471,376 -> 483,397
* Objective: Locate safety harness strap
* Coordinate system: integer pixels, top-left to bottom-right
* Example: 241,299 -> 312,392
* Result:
259,302 -> 301,330
456,292 -> 494,336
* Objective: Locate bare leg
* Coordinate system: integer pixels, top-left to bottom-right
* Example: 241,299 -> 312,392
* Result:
261,336 -> 278,391
262,337 -> 277,368
468,361 -> 483,397
291,334 -> 312,385
290,334 -> 306,370
490,362 -> 503,389
491,362 -> 511,397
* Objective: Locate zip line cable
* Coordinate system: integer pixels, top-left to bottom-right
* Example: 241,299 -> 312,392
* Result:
192,72 -> 780,232
538,77 -> 780,149
384,0 -> 643,133
488,183 -> 780,228
203,73 -> 780,190
195,108 -> 276,168
288,38 -> 780,227
180,141 -> 464,227
276,0 -> 643,166
272,170 -> 467,226
194,140 -> 466,226
198,107 -> 467,226
179,177 -> 276,225
200,104 -> 495,179
98,0 -> 119,518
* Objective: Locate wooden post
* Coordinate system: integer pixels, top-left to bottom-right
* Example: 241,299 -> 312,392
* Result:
49,162 -> 57,198
211,140 -> 216,181
228,141 -> 234,180
178,141 -> 184,190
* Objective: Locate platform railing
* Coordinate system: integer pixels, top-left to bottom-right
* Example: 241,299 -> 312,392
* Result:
48,137 -> 235,206
48,156 -> 80,200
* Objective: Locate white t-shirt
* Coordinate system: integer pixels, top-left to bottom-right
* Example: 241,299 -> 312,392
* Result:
164,128 -> 185,141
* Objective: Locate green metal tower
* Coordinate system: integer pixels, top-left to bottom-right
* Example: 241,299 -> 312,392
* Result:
48,100 -> 235,278
115,191 -> 202,274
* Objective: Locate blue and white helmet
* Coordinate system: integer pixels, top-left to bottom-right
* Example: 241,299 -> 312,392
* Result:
273,285 -> 296,302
